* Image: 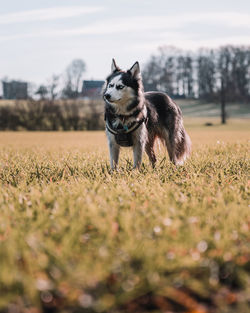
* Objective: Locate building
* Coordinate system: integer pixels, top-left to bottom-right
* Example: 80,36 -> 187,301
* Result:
2,81 -> 28,99
81,80 -> 104,99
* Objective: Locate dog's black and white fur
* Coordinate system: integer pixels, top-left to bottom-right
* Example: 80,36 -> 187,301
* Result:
103,59 -> 191,169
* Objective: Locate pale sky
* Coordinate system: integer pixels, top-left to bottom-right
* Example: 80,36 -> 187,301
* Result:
1,0 -> 250,88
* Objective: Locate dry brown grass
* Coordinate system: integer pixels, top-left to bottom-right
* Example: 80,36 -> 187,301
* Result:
0,119 -> 249,312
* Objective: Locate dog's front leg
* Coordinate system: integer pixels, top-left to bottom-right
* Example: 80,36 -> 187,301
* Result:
109,142 -> 120,170
107,133 -> 120,170
133,142 -> 143,169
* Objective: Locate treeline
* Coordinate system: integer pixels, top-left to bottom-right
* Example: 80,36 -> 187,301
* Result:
0,100 -> 104,131
142,45 -> 250,102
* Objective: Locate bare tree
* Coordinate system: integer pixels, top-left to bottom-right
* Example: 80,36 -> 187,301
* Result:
217,46 -> 232,124
63,59 -> 86,99
47,74 -> 60,100
142,56 -> 161,91
197,49 -> 216,101
231,46 -> 250,101
142,46 -> 182,94
35,85 -> 48,100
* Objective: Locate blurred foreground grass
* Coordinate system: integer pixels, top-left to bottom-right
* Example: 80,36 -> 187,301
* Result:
0,119 -> 249,313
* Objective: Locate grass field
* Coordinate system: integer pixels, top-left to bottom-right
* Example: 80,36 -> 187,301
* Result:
0,119 -> 249,313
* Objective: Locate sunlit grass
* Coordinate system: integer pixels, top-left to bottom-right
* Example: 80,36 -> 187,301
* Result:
0,120 -> 249,312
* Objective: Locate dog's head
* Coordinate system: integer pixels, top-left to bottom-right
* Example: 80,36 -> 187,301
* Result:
103,59 -> 142,107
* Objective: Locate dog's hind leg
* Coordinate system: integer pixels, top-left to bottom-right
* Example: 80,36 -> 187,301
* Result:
161,129 -> 177,164
166,136 -> 178,164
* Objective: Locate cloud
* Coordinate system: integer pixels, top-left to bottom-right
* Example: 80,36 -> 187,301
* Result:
50,12 -> 250,36
130,36 -> 250,54
1,11 -> 250,47
0,6 -> 103,25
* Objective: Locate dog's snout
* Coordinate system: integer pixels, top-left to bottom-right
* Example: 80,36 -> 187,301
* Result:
105,94 -> 111,100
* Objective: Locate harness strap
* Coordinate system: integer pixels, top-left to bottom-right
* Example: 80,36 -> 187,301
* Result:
117,108 -> 142,121
106,117 -> 146,136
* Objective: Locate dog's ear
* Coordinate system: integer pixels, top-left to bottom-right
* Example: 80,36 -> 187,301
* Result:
111,58 -> 120,72
129,61 -> 140,78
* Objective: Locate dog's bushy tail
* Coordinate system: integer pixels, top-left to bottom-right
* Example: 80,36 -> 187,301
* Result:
174,124 -> 192,165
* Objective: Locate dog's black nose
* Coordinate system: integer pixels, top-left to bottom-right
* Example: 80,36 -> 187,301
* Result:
105,94 -> 111,100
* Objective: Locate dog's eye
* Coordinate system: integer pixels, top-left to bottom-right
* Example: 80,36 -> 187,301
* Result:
116,85 -> 124,90
108,83 -> 114,88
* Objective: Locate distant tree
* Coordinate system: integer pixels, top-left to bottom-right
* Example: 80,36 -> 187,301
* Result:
62,59 -> 86,99
185,56 -> 194,97
176,55 -> 194,97
197,49 -> 216,101
157,46 -> 181,95
62,81 -> 74,99
160,56 -> 175,94
230,46 -> 250,101
47,74 -> 60,100
35,85 -> 48,100
217,46 -> 234,124
142,56 -> 161,91
142,46 -> 182,94
220,76 -> 226,124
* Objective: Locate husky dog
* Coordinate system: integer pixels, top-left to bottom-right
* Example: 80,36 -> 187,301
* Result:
103,59 -> 191,169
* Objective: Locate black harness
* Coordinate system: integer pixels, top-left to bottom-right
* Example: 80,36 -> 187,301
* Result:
105,115 -> 146,147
